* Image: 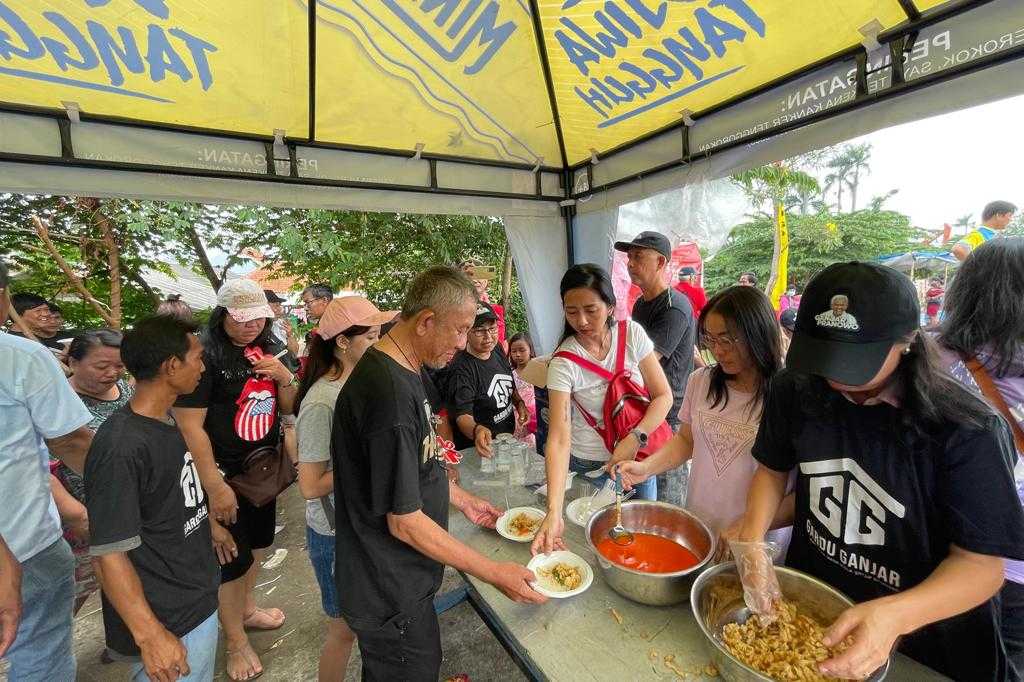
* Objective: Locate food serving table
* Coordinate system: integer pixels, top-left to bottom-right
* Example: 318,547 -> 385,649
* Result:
448,447 -> 947,681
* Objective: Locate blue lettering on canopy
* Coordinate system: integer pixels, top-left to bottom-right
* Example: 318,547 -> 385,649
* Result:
0,0 -> 220,103
84,0 -> 169,21
382,0 -> 516,75
556,0 -> 765,128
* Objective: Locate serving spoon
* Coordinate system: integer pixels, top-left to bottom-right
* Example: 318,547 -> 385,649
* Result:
609,470 -> 634,546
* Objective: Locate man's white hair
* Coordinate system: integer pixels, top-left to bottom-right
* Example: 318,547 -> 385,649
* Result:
831,294 -> 849,305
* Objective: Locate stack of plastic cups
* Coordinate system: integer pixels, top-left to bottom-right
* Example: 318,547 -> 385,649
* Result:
480,443 -> 496,474
509,442 -> 527,486
496,437 -> 512,472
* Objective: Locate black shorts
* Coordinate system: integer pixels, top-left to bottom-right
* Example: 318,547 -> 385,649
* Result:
348,599 -> 441,682
221,495 -> 277,583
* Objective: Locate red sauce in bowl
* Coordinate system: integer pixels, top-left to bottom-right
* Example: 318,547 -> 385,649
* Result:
596,533 -> 701,573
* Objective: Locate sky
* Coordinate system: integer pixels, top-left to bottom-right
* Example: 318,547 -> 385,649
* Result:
841,93 -> 1024,234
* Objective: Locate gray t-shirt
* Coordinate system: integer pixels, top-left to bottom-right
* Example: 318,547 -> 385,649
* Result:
296,377 -> 345,536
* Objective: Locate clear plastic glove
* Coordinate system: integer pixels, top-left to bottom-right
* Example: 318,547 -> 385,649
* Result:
729,540 -> 782,621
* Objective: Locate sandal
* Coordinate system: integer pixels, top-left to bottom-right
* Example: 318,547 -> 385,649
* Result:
226,643 -> 264,681
242,606 -> 286,631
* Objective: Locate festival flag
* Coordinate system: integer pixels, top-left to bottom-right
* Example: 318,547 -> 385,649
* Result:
769,203 -> 790,310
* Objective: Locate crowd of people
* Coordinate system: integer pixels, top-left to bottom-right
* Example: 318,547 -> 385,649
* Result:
0,200 -> 1022,682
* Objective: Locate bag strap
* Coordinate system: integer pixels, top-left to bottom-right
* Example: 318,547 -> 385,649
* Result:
553,350 -> 615,381
569,395 -> 600,430
965,356 -> 1024,454
615,319 -> 628,374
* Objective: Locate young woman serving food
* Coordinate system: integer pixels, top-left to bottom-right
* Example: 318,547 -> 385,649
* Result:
615,285 -> 793,545
734,262 -> 1024,681
531,264 -> 672,556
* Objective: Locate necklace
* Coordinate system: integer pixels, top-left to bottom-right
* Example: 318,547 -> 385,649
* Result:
387,332 -> 421,370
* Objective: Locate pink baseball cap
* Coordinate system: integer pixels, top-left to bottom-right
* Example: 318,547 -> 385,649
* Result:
316,296 -> 398,340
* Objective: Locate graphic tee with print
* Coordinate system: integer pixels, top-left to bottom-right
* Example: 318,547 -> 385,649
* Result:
681,368 -> 761,532
175,341 -> 284,475
547,320 -> 654,461
332,348 -> 449,628
447,349 -> 517,450
296,376 -> 344,536
85,407 -> 219,657
753,370 -> 1024,681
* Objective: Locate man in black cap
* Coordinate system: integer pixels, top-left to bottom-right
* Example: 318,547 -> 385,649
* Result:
445,302 -> 527,456
614,231 -> 695,505
673,266 -> 706,319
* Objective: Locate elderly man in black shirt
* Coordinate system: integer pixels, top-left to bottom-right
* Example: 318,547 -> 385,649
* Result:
615,231 -> 696,506
331,266 -> 545,681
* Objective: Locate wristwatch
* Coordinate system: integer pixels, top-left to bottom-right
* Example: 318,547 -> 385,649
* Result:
630,428 -> 649,448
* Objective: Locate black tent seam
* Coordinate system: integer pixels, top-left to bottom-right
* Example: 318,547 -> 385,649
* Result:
307,0 -> 317,143
526,0 -> 569,170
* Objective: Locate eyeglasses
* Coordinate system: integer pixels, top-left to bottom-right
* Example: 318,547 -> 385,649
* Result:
302,297 -> 325,307
700,333 -> 741,352
470,327 -> 499,339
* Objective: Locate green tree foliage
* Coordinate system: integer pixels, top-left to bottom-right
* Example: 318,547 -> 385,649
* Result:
272,211 -> 529,335
704,210 -> 923,295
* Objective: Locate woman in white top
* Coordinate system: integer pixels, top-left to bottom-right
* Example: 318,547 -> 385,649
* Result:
616,286 -> 794,543
295,296 -> 396,682
531,264 -> 672,555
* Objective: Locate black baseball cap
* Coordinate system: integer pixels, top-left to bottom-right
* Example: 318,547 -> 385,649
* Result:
263,289 -> 286,304
614,231 -> 672,260
786,262 -> 919,386
678,266 -> 697,278
779,308 -> 797,331
472,302 -> 499,329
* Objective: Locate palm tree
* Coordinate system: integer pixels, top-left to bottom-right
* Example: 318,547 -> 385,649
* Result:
842,144 -> 872,211
953,213 -> 974,232
823,143 -> 872,212
732,163 -> 819,303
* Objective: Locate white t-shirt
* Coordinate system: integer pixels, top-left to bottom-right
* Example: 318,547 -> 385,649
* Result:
546,320 -> 654,461
0,333 -> 91,561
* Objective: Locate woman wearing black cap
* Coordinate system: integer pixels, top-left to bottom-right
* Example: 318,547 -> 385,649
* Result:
735,261 -> 1024,681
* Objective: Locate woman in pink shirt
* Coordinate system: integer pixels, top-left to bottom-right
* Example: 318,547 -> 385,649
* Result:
616,286 -> 793,542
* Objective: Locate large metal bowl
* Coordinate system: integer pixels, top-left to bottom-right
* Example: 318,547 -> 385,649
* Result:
690,562 -> 890,681
584,500 -> 714,606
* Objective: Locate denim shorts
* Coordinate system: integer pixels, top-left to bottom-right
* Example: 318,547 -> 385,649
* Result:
130,610 -> 218,681
307,526 -> 342,618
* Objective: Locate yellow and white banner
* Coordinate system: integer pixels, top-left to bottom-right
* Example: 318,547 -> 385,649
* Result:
769,202 -> 789,311
536,0 -> 909,163
0,1 -> 308,136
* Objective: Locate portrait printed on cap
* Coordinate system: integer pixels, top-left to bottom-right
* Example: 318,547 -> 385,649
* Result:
814,294 -> 860,331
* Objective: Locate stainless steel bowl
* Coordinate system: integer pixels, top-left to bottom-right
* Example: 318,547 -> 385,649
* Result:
690,562 -> 890,681
584,500 -> 715,606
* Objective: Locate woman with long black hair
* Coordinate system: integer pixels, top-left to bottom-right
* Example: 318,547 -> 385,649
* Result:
173,281 -> 297,681
937,237 -> 1024,678
531,264 -> 672,555
735,262 -> 1024,681
616,285 -> 792,543
295,295 -> 396,682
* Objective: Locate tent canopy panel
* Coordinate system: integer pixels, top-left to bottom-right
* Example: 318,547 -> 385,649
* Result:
0,1 -> 309,137
314,0 -> 563,168
538,0 -> 912,165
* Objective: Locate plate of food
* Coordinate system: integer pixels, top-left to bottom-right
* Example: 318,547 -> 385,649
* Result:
496,507 -> 545,542
526,550 -> 593,598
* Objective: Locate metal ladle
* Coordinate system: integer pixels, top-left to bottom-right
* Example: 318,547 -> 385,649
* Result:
609,470 -> 634,546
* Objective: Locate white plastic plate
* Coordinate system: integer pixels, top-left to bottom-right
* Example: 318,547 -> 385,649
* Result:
526,550 -> 593,598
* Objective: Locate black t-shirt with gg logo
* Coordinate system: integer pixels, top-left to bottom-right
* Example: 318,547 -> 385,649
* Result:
85,407 -> 219,657
446,348 -> 517,450
332,348 -> 449,629
753,370 -> 1024,681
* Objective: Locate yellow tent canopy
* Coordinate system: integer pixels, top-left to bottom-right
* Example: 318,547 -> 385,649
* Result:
0,0 -> 1021,349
